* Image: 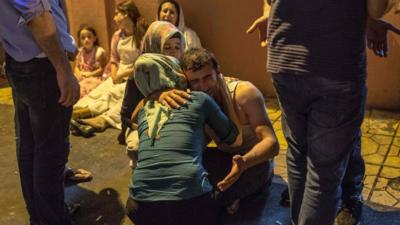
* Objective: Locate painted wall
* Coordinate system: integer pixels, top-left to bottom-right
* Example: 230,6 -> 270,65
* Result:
65,0 -> 400,110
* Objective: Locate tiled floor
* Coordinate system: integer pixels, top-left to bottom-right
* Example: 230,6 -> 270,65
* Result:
1,85 -> 399,209
266,97 -> 400,209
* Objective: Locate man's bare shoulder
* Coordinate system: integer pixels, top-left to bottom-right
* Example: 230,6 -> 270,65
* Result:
235,81 -> 264,107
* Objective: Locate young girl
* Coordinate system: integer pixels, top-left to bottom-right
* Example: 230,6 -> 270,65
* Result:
74,24 -> 106,97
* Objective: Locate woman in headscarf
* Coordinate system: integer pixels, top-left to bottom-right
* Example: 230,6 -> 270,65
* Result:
157,0 -> 202,50
126,53 -> 239,225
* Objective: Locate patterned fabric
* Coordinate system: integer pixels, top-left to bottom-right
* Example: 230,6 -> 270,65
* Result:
141,21 -> 185,55
134,53 -> 187,139
157,4 -> 201,50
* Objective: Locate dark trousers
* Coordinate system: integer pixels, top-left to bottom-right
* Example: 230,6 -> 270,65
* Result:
272,73 -> 366,225
6,55 -> 71,225
203,147 -> 273,206
126,193 -> 219,225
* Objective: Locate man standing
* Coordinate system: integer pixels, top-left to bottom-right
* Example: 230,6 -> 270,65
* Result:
247,1 -> 367,225
0,1 -> 79,224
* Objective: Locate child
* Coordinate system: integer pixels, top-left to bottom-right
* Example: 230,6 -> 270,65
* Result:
74,24 -> 106,97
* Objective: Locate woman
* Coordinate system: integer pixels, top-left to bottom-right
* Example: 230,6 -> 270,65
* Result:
72,0 -> 147,122
122,21 -> 186,165
158,0 -> 202,50
126,53 -> 240,225
71,0 -> 147,136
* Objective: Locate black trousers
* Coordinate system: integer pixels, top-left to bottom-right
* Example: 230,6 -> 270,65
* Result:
6,55 -> 71,225
126,193 -> 219,225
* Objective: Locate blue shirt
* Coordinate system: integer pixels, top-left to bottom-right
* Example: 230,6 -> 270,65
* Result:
130,92 -> 238,202
0,0 -> 76,62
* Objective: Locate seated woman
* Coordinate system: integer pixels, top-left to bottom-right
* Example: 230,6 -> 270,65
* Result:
71,0 -> 147,136
75,21 -> 185,138
158,0 -> 202,50
126,53 -> 240,225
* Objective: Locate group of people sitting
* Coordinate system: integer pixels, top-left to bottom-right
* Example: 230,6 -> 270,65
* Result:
66,0 -> 279,224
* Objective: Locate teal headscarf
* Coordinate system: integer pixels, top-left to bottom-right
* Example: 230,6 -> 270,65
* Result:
134,53 -> 187,140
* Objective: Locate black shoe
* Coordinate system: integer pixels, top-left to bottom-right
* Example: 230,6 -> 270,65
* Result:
280,187 -> 290,208
334,199 -> 363,225
68,203 -> 81,217
70,119 -> 95,138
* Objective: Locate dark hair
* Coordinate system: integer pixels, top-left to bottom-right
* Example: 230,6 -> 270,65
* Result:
158,0 -> 180,27
181,48 -> 220,74
117,0 -> 148,48
77,24 -> 99,47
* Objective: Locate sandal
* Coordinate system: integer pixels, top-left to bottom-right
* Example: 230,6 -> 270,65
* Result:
65,168 -> 93,185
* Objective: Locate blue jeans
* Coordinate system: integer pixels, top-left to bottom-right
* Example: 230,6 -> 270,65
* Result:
272,73 -> 366,225
6,55 -> 71,225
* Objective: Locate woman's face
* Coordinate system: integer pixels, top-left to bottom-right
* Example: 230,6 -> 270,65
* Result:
163,37 -> 182,60
79,29 -> 96,50
159,3 -> 178,26
113,10 -> 129,28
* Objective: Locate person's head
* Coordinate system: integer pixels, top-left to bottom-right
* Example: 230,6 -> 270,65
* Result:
157,0 -> 180,27
181,48 -> 220,99
134,53 -> 187,96
114,0 -> 148,47
141,21 -> 185,60
77,24 -> 99,50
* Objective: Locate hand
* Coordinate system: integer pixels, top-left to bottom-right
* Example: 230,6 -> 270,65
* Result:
217,155 -> 247,192
246,15 -> 269,47
367,18 -> 400,57
57,71 -> 80,107
158,89 -> 191,109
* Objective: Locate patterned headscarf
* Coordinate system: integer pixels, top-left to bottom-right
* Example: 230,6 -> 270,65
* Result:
141,21 -> 185,54
134,53 -> 187,140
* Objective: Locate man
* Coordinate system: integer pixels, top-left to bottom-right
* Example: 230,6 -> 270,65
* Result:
166,47 -> 279,214
0,1 -> 79,224
247,1 -> 368,225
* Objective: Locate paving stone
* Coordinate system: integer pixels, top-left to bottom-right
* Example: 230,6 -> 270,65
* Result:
274,152 -> 286,168
380,167 -> 400,179
366,109 -> 400,136
385,146 -> 400,168
363,154 -> 386,165
365,164 -> 380,176
386,186 -> 400,204
0,87 -> 12,105
361,136 -> 381,155
370,190 -> 398,207
362,187 -> 372,201
375,177 -> 389,190
364,175 -> 378,189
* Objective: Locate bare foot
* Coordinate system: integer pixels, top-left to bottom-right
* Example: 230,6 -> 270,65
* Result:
227,199 -> 240,215
79,116 -> 109,131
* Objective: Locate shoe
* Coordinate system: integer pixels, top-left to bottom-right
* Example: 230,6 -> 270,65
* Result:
68,203 -> 81,216
334,199 -> 363,225
388,176 -> 400,191
280,187 -> 290,208
65,168 -> 93,186
72,107 -> 92,120
70,119 -> 95,138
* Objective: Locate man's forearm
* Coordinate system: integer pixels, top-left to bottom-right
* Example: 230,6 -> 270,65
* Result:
28,11 -> 72,75
242,136 -> 279,170
263,0 -> 271,17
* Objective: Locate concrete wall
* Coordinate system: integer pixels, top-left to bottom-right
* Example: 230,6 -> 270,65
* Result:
65,0 -> 400,110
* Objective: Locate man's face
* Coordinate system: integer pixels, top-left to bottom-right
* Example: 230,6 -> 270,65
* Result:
185,63 -> 219,99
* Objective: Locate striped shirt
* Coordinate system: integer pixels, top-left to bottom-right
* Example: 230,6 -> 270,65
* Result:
267,0 -> 367,81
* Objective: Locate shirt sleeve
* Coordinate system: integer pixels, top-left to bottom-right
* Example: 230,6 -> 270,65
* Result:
202,93 -> 238,145
109,30 -> 121,65
13,0 -> 51,25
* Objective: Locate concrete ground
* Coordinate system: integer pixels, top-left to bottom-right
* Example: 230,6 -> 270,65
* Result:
1,83 -> 400,225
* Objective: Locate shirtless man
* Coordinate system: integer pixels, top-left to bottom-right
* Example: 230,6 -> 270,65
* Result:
160,47 -> 279,214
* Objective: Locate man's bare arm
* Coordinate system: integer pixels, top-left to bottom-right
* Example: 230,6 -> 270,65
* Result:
368,0 -> 397,19
246,0 -> 271,47
28,11 -> 79,106
217,82 -> 279,191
